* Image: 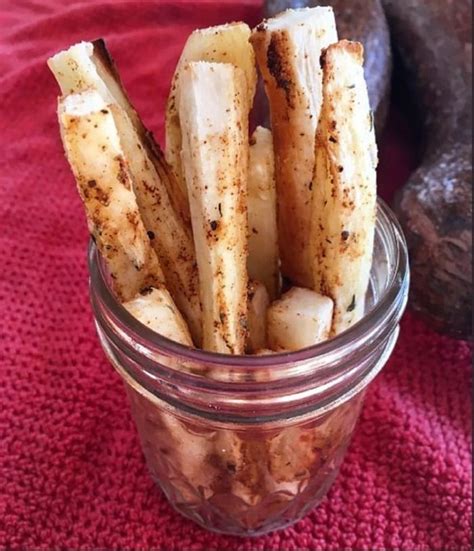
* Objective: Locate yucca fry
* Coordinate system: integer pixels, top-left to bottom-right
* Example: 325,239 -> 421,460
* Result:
267,426 -> 321,485
123,288 -> 193,346
267,419 -> 330,490
110,106 -> 202,344
127,381 -> 215,506
311,40 -> 378,334
58,90 -> 164,301
179,61 -> 248,354
218,433 -> 269,506
267,287 -> 334,351
124,291 -> 219,503
246,280 -> 270,353
166,22 -> 256,204
248,127 -> 280,300
48,40 -> 189,225
250,7 -> 338,287
48,40 -> 202,344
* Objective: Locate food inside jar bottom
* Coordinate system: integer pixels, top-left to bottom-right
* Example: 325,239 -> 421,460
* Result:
126,387 -> 365,534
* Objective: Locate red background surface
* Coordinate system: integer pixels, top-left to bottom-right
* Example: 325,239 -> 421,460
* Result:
0,1 -> 471,549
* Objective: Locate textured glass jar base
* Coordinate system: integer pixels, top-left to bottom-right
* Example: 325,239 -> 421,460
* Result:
153,451 -> 344,536
125,384 -> 364,536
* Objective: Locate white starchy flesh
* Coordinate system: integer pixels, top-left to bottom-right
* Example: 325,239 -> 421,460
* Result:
124,290 -> 218,502
311,40 -> 378,335
267,287 -> 334,351
59,90 -> 165,301
49,41 -> 202,344
123,288 -> 193,346
48,40 -> 190,224
166,22 -> 256,203
48,42 -> 128,114
246,280 -> 270,353
179,61 -> 248,354
247,127 -> 280,300
250,8 -> 338,288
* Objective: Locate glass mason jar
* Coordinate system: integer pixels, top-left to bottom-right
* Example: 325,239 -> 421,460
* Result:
89,199 -> 409,537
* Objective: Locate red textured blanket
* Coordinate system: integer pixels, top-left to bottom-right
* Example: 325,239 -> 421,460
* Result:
0,1 -> 472,549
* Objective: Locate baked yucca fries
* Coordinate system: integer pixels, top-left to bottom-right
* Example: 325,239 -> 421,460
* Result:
48,40 -> 202,344
59,90 -> 165,301
166,22 -> 256,209
247,280 -> 270,353
250,7 -> 337,288
179,61 -> 249,354
48,40 -> 189,224
311,40 -> 378,334
124,288 -> 193,346
267,288 -> 334,351
247,126 -> 279,300
53,21 -> 378,350
109,105 -> 202,344
51,10 -> 386,531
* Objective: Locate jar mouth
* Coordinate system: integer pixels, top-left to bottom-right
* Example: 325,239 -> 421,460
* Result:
89,198 -> 409,372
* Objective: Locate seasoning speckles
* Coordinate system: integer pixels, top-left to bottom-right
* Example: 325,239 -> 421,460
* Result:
311,40 -> 377,335
178,61 -> 248,354
347,295 -> 356,312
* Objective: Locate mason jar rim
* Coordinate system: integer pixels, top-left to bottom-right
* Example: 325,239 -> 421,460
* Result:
89,199 -> 408,367
89,198 -> 409,423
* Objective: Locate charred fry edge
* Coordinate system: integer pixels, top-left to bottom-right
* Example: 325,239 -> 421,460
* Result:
250,8 -> 338,288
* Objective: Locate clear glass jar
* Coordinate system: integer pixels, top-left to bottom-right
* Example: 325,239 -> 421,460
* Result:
89,199 -> 409,536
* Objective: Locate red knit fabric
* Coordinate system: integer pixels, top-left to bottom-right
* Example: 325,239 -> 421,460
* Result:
0,1 -> 471,549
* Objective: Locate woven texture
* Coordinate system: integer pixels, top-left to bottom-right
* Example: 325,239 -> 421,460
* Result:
0,1 -> 471,549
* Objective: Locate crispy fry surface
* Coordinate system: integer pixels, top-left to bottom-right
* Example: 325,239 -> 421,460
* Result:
311,40 -> 378,334
48,40 -> 190,225
179,61 -> 249,354
251,8 -> 338,287
59,90 -> 164,301
166,23 -> 256,207
53,25 -> 379,355
111,106 -> 202,344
